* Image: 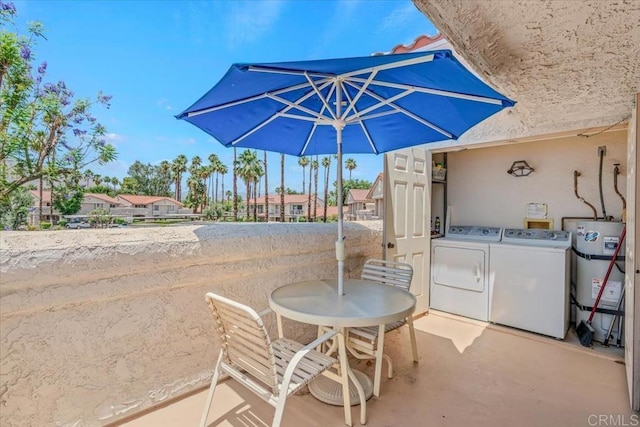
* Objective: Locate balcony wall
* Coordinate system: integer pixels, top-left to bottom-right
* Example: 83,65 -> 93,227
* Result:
0,222 -> 383,427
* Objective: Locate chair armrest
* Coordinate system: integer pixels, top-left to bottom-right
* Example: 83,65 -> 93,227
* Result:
280,329 -> 340,393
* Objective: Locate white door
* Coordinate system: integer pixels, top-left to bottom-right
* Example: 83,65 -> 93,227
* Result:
625,95 -> 639,411
384,148 -> 431,314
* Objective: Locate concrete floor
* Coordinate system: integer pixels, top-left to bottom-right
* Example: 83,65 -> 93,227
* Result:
119,311 -> 636,427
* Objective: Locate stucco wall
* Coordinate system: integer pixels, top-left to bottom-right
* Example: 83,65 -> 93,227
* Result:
442,129 -> 628,228
0,222 -> 383,426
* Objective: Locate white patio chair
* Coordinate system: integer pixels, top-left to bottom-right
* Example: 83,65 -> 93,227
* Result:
201,292 -> 343,427
348,259 -> 418,395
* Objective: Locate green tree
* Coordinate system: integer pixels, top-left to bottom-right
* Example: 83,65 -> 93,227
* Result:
312,157 -> 319,221
218,163 -> 228,206
0,185 -> 33,229
329,178 -> 372,206
171,154 -> 187,202
345,158 -> 357,180
124,161 -> 172,197
232,148 -> 238,221
236,149 -> 262,221
298,156 -> 309,194
0,5 -> 117,200
263,151 -> 268,222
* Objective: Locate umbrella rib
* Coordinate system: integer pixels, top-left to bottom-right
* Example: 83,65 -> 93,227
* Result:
248,65 -> 335,79
349,76 -> 505,105
339,53 -> 436,79
229,80 -> 334,146
344,80 -> 454,139
341,70 -> 377,120
266,93 -> 329,121
186,78 -> 331,117
305,72 -> 337,120
344,86 -> 415,121
340,85 -> 378,154
300,84 -> 337,156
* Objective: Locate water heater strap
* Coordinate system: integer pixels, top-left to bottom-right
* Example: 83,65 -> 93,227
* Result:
571,246 -> 625,262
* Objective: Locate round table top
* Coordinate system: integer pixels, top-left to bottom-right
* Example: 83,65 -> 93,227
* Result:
269,279 -> 416,328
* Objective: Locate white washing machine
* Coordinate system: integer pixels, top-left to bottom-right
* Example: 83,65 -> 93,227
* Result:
430,225 -> 503,321
489,229 -> 572,339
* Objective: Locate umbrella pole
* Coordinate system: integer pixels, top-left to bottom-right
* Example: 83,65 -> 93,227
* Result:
336,124 -> 345,295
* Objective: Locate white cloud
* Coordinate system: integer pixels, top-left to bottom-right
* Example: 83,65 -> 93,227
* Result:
225,1 -> 284,48
179,137 -> 197,145
378,3 -> 417,32
105,133 -> 124,145
157,98 -> 173,111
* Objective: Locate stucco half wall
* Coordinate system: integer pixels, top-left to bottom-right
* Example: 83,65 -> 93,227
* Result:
0,222 -> 383,427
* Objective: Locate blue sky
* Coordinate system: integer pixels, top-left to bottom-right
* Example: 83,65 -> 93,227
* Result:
15,0 -> 437,193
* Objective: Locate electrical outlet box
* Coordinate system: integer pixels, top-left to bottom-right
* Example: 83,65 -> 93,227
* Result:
598,146 -> 606,156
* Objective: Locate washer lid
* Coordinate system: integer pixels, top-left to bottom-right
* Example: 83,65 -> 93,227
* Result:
445,225 -> 503,242
502,228 -> 571,247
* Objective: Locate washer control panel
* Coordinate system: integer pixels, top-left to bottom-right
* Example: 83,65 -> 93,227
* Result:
445,225 -> 503,242
502,228 -> 571,247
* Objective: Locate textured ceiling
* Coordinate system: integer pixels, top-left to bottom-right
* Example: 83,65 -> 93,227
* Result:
413,0 -> 639,145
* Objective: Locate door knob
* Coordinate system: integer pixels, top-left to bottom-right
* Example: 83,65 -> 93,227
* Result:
387,242 -> 395,249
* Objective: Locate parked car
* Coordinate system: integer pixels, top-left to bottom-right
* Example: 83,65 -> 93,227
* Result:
66,219 -> 91,229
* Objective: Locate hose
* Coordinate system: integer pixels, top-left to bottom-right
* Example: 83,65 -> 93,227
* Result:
574,171 -> 597,220
613,163 -> 626,215
598,149 -> 607,220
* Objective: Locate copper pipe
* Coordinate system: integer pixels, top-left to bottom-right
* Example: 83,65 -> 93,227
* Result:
613,163 -> 626,210
574,171 -> 597,220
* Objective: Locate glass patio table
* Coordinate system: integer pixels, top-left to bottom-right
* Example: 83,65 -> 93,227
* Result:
269,278 -> 417,426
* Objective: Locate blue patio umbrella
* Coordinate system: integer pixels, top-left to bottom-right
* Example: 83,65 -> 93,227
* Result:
177,50 -> 515,296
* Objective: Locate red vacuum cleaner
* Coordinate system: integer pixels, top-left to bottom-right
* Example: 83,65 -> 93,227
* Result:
576,224 -> 626,347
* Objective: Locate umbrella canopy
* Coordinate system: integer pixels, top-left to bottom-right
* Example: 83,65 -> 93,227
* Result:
177,50 -> 515,295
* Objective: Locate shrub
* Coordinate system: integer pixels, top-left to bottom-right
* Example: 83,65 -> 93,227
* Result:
58,219 -> 68,227
40,221 -> 51,229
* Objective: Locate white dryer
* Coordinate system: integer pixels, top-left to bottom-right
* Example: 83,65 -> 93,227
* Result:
489,229 -> 571,339
430,225 -> 503,321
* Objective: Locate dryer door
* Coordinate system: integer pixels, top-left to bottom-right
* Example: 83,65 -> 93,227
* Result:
432,245 -> 486,292
430,243 -> 490,321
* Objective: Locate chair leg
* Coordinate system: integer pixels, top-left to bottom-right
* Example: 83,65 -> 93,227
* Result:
373,324 -> 385,397
383,353 -> 393,378
200,351 -> 224,427
407,316 -> 419,363
337,329 -> 353,427
272,394 -> 288,427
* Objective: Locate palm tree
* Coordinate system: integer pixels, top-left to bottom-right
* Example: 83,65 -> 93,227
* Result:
93,174 -> 102,186
233,148 -> 238,221
307,159 -> 312,222
322,156 -> 331,222
312,157 -> 319,221
208,154 -> 220,203
219,163 -> 228,206
298,156 -> 309,194
225,190 -> 232,203
263,151 -> 269,222
83,170 -> 94,188
345,158 -> 357,180
111,177 -> 120,192
103,176 -> 111,189
189,156 -> 202,212
171,154 -> 188,202
236,150 -> 261,221
280,154 -> 285,222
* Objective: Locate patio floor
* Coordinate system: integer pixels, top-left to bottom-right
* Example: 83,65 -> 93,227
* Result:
118,311 -> 635,427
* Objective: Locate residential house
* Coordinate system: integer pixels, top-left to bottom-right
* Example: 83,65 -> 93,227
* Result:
28,190 -> 58,224
77,193 -> 121,215
345,188 -> 374,220
247,194 -> 325,222
115,195 -> 188,218
366,173 -> 384,220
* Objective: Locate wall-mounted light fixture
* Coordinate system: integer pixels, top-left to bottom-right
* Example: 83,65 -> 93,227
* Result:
507,160 -> 534,177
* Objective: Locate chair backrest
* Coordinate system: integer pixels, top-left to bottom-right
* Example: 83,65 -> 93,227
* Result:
205,293 -> 278,393
360,259 -> 413,291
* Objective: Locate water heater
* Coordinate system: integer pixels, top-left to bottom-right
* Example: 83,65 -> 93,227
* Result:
574,220 -> 625,345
